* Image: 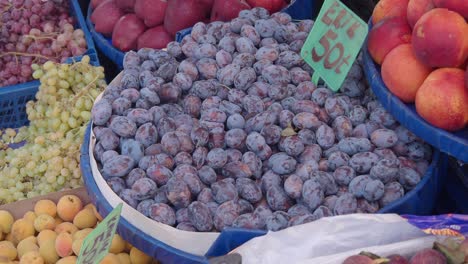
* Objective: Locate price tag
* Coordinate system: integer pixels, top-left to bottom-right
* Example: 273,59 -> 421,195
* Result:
77,203 -> 123,264
301,0 -> 368,91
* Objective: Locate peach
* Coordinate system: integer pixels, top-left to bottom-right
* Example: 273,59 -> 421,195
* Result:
34,214 -> 56,232
39,239 -> 59,264
56,256 -> 77,264
415,68 -> 468,131
412,8 -> 468,68
0,210 -> 14,233
407,0 -> 435,28
71,238 -> 83,256
56,195 -> 83,222
109,234 -> 126,254
23,211 -> 37,224
17,239 -> 39,259
117,253 -> 132,264
73,208 -> 97,229
34,200 -> 57,218
372,0 -> 409,25
55,232 -> 73,257
20,251 -> 44,264
0,241 -> 17,260
368,17 -> 412,65
11,219 -> 35,244
130,247 -> 152,264
54,223 -> 78,236
37,230 -> 57,247
100,253 -> 121,264
433,0 -> 468,19
382,44 -> 433,102
73,228 -> 93,241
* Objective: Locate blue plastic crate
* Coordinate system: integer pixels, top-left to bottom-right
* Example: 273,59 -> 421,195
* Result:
0,56 -> 100,129
362,21 -> 468,163
0,0 -> 99,129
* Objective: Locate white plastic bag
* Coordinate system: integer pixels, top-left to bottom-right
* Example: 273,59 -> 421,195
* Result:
231,214 -> 436,264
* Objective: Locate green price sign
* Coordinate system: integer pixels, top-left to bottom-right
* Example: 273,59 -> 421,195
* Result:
77,203 -> 123,264
301,0 -> 368,91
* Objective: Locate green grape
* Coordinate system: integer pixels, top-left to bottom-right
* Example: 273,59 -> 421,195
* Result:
0,56 -> 106,203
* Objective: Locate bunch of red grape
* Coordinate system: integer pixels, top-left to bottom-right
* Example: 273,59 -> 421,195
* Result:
0,0 -> 88,87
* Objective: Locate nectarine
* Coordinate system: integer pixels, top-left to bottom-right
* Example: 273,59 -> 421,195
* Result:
412,8 -> 468,68
407,0 -> 435,28
415,68 -> 468,131
368,17 -> 412,65
372,0 -> 409,25
382,44 -> 432,102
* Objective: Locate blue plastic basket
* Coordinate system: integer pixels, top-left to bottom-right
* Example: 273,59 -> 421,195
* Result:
0,0 -> 98,90
0,56 -> 100,129
362,22 -> 468,163
444,158 -> 468,213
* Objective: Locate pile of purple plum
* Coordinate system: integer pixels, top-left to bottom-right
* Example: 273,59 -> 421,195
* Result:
91,7 -> 433,232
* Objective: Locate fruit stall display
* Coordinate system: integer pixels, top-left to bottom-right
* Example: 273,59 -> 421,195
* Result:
0,187 -> 159,263
0,57 -> 106,204
363,0 -> 468,162
78,6 -> 448,263
86,0 -> 294,68
0,0 -> 97,88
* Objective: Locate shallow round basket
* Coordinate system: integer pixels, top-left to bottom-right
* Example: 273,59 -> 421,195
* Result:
362,22 -> 468,163
80,74 -> 447,262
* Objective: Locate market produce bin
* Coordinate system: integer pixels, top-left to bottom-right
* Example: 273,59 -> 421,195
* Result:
362,22 -> 468,163
81,121 -> 447,263
0,0 -> 99,90
86,0 -> 315,70
444,158 -> 468,214
0,56 -> 100,129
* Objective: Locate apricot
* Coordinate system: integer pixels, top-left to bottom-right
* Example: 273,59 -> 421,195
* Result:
100,253 -> 121,264
19,251 -> 44,264
21,236 -> 37,245
55,232 -> 73,257
39,239 -> 59,264
372,0 -> 409,25
407,0 -> 435,28
34,200 -> 57,218
54,217 -> 64,226
56,256 -> 77,264
56,195 -> 83,222
11,219 -> 35,244
382,44 -> 433,102
0,211 -> 14,233
125,242 -> 133,252
54,222 -> 78,236
37,230 -> 57,247
73,228 -> 93,241
433,0 -> 468,19
415,68 -> 468,131
17,239 -> 39,259
23,211 -> 37,224
34,214 -> 56,232
412,8 -> 468,68
5,233 -> 13,243
73,208 -> 97,229
71,238 -> 83,256
109,234 -> 126,254
0,241 -> 17,261
117,253 -> 132,264
91,205 -> 103,222
368,17 -> 412,65
130,247 -> 152,264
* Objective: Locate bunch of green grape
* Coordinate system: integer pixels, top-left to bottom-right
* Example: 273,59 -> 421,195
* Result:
0,56 -> 106,204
